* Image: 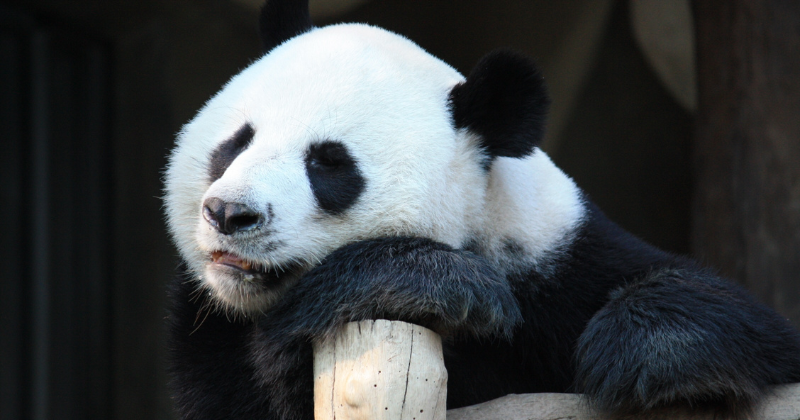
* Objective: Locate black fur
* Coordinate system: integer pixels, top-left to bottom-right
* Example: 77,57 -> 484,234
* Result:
305,140 -> 365,215
208,124 -> 255,183
168,274 -> 274,419
168,237 -> 521,420
576,268 -> 800,416
259,0 -> 313,53
449,49 -> 550,160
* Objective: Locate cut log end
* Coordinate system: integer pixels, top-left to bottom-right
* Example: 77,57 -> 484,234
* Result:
313,320 -> 447,420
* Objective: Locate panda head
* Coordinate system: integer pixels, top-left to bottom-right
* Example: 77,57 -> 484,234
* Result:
163,0 -> 550,315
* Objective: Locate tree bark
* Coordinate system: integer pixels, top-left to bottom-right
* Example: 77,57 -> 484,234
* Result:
692,0 -> 800,327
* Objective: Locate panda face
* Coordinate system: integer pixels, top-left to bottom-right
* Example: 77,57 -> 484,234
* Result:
164,24 -> 489,314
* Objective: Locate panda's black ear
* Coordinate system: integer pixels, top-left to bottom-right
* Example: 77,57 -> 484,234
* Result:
259,0 -> 314,53
449,50 -> 550,159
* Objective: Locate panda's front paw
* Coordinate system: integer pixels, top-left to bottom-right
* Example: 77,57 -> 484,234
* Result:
259,236 -> 521,342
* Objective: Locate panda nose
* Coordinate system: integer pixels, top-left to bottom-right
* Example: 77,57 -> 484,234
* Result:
202,197 -> 264,235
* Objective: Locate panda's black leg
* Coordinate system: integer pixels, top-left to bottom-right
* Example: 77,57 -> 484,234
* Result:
574,268 -> 800,417
167,270 -> 293,420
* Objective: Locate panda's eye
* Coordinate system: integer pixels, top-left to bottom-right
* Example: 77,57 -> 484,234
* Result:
308,155 -> 341,169
306,141 -> 352,170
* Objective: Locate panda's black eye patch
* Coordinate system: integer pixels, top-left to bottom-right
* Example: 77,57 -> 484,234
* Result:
305,141 -> 365,215
208,124 -> 255,183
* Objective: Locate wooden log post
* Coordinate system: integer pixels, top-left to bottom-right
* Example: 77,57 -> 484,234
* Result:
313,320 -> 447,420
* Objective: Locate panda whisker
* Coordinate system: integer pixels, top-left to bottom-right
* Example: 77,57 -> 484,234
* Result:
190,305 -> 213,335
187,286 -> 205,302
289,116 -> 322,142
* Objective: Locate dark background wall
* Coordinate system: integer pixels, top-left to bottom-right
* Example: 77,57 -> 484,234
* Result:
0,1 -> 796,419
1,2 -> 260,419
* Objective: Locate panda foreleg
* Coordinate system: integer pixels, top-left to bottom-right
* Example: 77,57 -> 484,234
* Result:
574,268 -> 800,417
254,236 -> 522,343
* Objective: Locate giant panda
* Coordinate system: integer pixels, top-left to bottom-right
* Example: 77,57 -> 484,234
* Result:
163,1 -> 800,419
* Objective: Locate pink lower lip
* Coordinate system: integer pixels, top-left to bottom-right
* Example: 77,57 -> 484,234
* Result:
211,251 -> 253,271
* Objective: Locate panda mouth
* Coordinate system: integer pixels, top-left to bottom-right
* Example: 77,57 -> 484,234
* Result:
210,250 -> 300,283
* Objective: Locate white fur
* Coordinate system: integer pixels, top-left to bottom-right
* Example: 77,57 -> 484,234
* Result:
479,150 -> 586,274
164,23 -> 586,314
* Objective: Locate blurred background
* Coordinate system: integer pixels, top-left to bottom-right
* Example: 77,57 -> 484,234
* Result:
1,0 -> 798,419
